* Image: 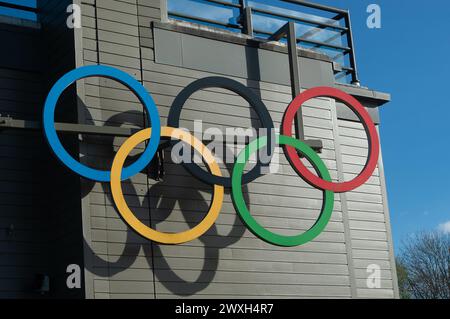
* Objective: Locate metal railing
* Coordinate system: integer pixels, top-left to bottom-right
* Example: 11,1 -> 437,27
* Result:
0,1 -> 38,21
167,0 -> 359,85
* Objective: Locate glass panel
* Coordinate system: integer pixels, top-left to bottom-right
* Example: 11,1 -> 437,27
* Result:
0,0 -> 37,21
1,0 -> 36,7
168,0 -> 240,31
167,0 -> 354,83
248,0 -> 342,24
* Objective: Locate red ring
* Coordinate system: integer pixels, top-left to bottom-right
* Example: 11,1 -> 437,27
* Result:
281,87 -> 380,193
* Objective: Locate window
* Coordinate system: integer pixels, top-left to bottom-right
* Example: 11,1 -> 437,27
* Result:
0,0 -> 37,21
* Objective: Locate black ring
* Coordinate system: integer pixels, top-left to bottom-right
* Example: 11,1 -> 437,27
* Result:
167,77 -> 275,187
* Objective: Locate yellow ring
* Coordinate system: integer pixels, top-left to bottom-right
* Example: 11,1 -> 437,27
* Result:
110,126 -> 224,244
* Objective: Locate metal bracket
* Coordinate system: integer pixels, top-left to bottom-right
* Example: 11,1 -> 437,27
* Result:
238,5 -> 253,37
0,116 -> 140,137
0,116 -> 167,181
0,115 -> 323,153
269,22 -> 323,153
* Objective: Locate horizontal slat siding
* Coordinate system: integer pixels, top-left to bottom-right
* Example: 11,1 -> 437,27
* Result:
0,12 -> 49,297
79,0 -> 351,297
337,119 -> 395,299
80,0 -> 155,299
38,0 -> 85,298
77,0 -> 395,300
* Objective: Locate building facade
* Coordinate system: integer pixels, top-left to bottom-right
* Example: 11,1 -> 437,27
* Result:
0,0 -> 398,298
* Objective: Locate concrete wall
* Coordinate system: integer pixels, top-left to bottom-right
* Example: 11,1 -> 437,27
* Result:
75,0 -> 398,299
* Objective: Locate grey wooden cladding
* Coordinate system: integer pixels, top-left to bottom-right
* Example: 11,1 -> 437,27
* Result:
335,119 -> 397,298
38,0 -> 85,299
153,27 -> 335,88
79,0 -> 154,298
76,0 -> 398,299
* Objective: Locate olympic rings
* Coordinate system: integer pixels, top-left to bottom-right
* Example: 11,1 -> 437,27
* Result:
167,77 -> 275,188
232,135 -> 334,247
43,66 -> 381,246
43,65 -> 161,182
281,87 -> 380,193
111,127 -> 224,244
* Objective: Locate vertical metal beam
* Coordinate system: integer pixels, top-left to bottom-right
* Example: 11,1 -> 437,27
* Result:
329,101 -> 357,298
238,0 -> 245,29
243,6 -> 253,37
160,0 -> 169,22
238,0 -> 253,36
344,11 -> 360,86
286,21 -> 305,141
238,0 -> 245,13
376,129 -> 400,299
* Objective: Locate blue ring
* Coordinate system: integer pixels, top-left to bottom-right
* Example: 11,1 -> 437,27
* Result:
43,65 -> 161,182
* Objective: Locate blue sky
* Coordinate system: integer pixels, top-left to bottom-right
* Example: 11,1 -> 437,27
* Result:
168,0 -> 450,252
316,0 -> 450,252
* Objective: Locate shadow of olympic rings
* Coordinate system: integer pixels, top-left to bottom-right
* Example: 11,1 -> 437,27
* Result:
78,104 -> 249,295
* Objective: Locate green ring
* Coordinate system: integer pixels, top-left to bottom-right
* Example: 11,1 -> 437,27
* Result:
231,135 -> 335,247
